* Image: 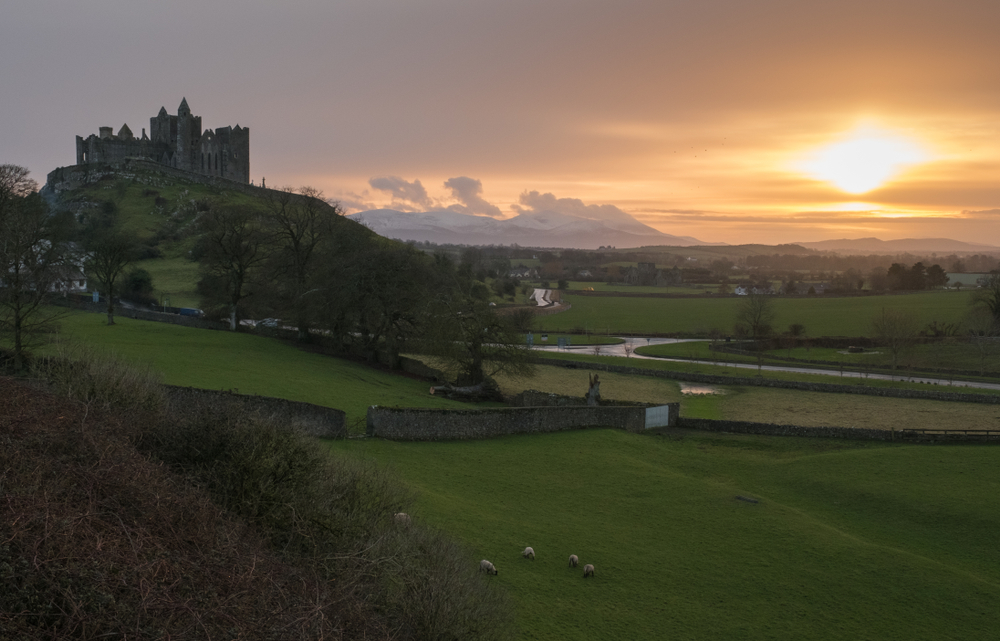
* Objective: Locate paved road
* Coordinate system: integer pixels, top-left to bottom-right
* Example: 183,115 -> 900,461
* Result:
531,338 -> 1000,392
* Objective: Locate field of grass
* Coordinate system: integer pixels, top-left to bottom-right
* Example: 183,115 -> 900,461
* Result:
638,339 -> 1000,377
556,281 -> 712,294
494,364 -> 1000,431
135,256 -> 202,308
528,350 -> 1000,398
765,342 -> 996,374
40,310 -> 478,427
331,430 -> 1000,640
534,290 -> 972,336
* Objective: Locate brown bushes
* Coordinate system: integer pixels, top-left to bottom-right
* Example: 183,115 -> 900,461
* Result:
2,350 -> 516,640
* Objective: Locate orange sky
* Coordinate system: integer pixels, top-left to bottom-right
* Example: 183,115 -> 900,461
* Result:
3,0 -> 999,245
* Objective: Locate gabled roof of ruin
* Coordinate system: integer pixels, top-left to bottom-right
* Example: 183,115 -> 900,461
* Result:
158,106 -> 168,117
179,97 -> 190,113
118,124 -> 133,139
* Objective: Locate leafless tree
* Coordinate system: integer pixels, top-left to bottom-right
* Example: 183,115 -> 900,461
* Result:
870,307 -> 919,378
86,230 -> 136,325
972,272 -> 1000,323
734,292 -> 775,372
196,203 -> 273,330
264,187 -> 342,341
0,165 -> 72,371
964,307 -> 998,376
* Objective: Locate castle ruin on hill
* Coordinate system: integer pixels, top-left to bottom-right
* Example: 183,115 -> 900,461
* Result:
75,98 -> 249,183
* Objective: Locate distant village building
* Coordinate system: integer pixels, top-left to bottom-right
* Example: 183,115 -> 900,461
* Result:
75,98 -> 249,183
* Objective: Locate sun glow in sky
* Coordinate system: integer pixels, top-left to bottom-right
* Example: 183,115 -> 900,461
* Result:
798,127 -> 930,194
3,1 -> 1000,245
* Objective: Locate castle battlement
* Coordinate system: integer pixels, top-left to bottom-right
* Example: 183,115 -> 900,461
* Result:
75,98 -> 249,184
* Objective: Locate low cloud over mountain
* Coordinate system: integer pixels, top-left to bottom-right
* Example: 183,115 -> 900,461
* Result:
348,176 -> 711,248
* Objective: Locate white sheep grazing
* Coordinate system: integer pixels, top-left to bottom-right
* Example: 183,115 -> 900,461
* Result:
583,563 -> 595,578
479,559 -> 498,575
522,546 -> 535,560
568,554 -> 579,567
394,512 -> 411,526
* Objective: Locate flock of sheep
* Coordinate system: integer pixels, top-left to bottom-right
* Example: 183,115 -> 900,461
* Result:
394,514 -> 596,580
479,547 -> 595,578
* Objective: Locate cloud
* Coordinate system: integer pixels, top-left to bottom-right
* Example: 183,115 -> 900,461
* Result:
368,176 -> 433,209
513,190 -> 636,224
443,176 -> 503,218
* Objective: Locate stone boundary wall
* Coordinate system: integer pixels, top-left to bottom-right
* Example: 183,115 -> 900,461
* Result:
44,160 -> 328,209
166,386 -> 346,438
533,357 -> 1000,405
677,418 -> 1000,443
46,160 -> 265,198
367,405 -> 646,441
509,389 -> 655,408
50,297 -> 228,331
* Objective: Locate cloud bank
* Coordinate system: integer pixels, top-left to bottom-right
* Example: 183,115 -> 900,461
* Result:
513,190 -> 636,224
443,176 -> 503,218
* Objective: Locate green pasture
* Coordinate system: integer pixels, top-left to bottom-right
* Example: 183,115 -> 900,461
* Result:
764,342 -> 997,374
534,291 -> 973,336
526,351 -> 1000,398
135,256 -> 202,308
331,430 -> 1000,640
638,339 -> 999,377
495,363 -> 1000,431
557,281 -> 713,294
40,310 -> 476,427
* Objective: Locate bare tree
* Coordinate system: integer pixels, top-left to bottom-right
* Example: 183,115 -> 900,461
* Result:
264,187 -> 342,341
734,292 -> 775,372
870,307 -> 918,378
964,307 -> 998,376
0,165 -> 72,371
196,203 -> 272,330
85,230 -> 136,325
972,272 -> 1000,322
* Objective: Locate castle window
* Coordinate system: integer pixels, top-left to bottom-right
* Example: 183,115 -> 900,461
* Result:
200,152 -> 204,171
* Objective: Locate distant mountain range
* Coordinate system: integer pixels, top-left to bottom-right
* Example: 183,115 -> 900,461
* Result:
346,209 -> 711,249
795,237 -> 1000,254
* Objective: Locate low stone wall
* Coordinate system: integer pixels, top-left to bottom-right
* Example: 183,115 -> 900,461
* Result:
534,357 -> 1000,405
677,418 -> 1000,443
509,389 -> 655,408
367,405 -> 646,441
50,296 -> 229,331
166,386 -> 346,438
678,417 -> 894,441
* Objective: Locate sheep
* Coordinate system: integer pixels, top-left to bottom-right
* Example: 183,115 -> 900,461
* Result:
479,559 -> 498,575
583,564 -> 595,578
394,512 -> 411,526
568,554 -> 579,567
522,546 -> 535,560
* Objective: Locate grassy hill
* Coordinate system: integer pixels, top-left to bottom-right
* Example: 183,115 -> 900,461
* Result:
47,165 -> 265,308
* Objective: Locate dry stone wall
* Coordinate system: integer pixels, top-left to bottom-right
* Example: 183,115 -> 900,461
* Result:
367,405 -> 648,441
167,386 -> 346,439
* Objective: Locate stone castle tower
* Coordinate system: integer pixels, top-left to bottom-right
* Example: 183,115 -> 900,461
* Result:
75,98 -> 249,183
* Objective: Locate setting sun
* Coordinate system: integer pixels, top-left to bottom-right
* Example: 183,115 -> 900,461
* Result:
799,127 -> 929,194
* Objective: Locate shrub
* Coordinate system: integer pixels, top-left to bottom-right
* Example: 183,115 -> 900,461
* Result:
142,395 -> 517,640
31,345 -> 166,415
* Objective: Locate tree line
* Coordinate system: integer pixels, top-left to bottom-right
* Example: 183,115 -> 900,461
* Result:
1,166 -> 534,385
